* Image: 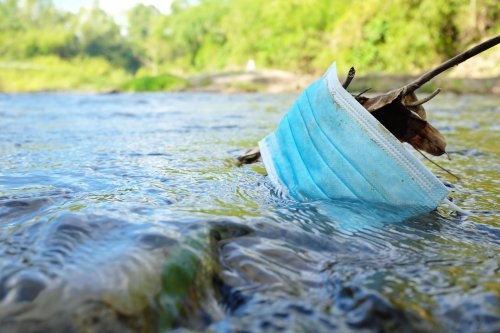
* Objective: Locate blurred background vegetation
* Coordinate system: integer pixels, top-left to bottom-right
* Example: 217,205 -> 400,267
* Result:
0,0 -> 498,92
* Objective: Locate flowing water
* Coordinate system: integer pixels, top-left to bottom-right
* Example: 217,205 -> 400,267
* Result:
0,92 -> 498,333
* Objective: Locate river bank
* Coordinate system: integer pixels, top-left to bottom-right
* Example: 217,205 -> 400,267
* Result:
1,61 -> 498,95
184,70 -> 500,95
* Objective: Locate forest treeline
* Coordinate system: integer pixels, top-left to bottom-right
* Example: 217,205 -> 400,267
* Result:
0,0 -> 498,91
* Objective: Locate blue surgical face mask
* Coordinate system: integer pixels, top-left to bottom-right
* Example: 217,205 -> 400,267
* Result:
259,63 -> 449,214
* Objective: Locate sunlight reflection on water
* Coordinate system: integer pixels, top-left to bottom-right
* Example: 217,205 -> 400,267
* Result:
0,93 -> 498,332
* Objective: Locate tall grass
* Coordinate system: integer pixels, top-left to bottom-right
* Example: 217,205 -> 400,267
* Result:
0,56 -> 130,92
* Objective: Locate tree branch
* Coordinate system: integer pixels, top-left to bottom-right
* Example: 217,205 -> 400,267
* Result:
405,88 -> 441,106
355,88 -> 371,98
403,35 -> 500,94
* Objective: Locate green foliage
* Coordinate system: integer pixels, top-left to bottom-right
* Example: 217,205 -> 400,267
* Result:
155,0 -> 499,75
75,6 -> 140,72
127,5 -> 168,75
0,56 -> 130,92
0,0 -> 139,71
121,74 -> 188,91
0,0 -> 498,91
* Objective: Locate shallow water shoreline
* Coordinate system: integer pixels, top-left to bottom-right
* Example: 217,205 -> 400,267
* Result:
1,71 -> 499,95
185,71 -> 500,95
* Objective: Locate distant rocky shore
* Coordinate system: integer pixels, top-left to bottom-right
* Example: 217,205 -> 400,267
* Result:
184,69 -> 499,95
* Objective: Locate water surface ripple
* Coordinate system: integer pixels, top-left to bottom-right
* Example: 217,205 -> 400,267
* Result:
0,93 -> 498,333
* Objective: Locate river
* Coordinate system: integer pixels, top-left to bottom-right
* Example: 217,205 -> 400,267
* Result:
0,92 -> 498,332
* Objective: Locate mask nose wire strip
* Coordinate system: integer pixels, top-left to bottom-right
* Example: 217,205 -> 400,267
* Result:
304,89 -> 388,202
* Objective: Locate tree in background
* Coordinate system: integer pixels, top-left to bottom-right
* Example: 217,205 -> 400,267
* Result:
0,0 -> 78,59
75,4 -> 140,72
0,0 -> 139,72
158,0 -> 498,74
0,0 -> 498,91
162,0 -> 229,72
127,4 -> 168,75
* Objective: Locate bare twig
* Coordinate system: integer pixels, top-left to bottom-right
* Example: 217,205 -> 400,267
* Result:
342,67 -> 356,89
405,89 -> 441,106
416,149 -> 461,180
402,35 -> 500,94
355,88 -> 371,98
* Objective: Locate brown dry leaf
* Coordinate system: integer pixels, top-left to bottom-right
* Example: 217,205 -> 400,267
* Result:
357,92 -> 446,156
360,89 -> 403,112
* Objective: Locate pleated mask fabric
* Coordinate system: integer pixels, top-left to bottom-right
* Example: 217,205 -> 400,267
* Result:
259,63 -> 449,213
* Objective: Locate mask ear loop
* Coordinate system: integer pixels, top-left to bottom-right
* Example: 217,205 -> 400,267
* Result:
413,150 -> 470,215
443,198 -> 473,216
386,145 -> 467,215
